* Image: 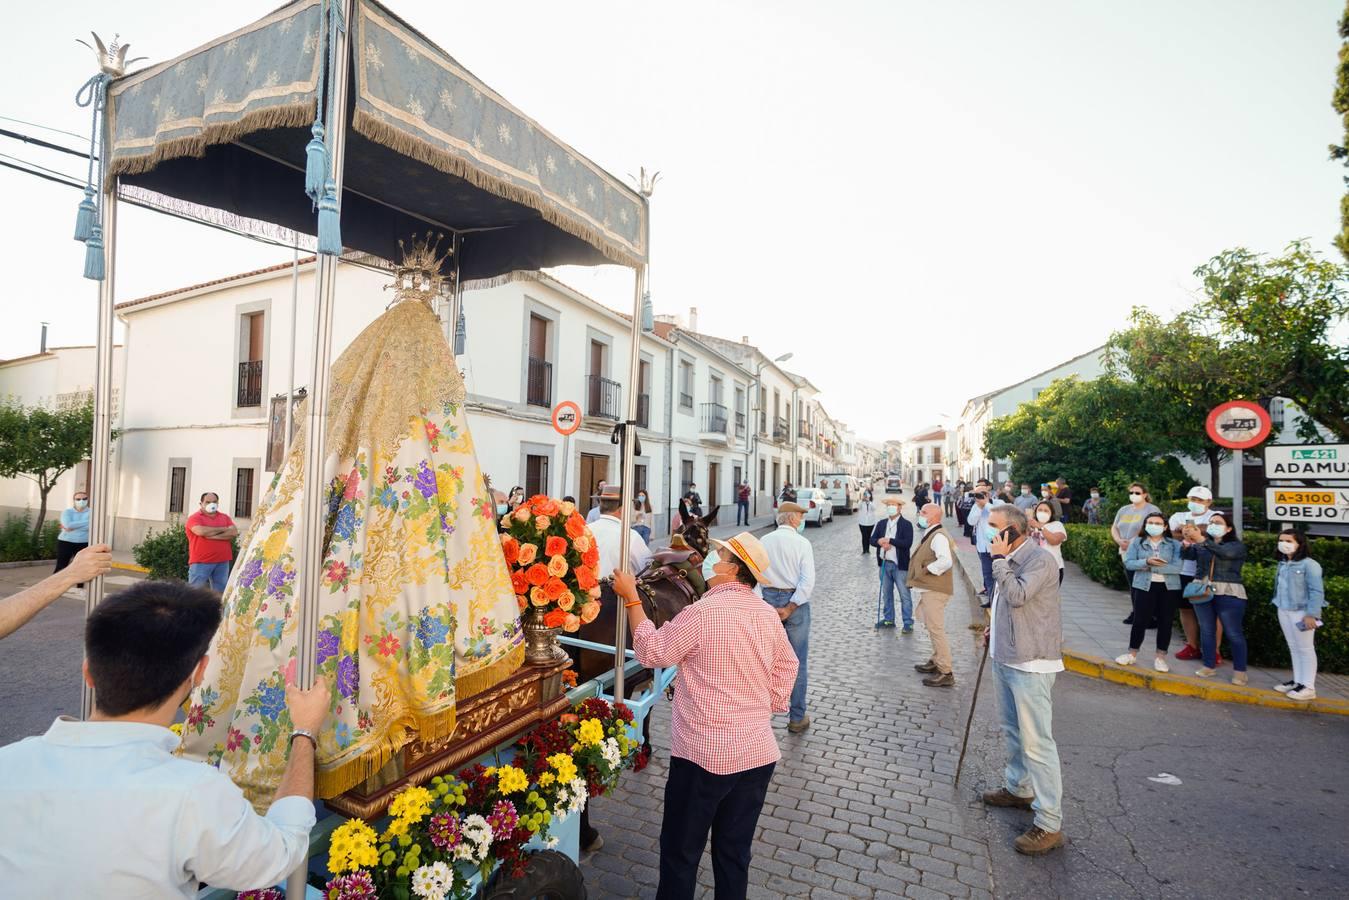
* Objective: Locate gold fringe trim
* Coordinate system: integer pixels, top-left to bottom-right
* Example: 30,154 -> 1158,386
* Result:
313,643 -> 522,798
107,101 -> 315,177
455,641 -> 525,701
351,109 -> 645,269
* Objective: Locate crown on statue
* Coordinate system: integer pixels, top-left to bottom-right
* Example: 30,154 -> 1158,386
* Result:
389,231 -> 454,302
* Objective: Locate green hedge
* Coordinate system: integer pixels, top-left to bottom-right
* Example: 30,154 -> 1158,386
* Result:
133,520 -> 239,582
1063,524 -> 1348,674
0,516 -> 62,563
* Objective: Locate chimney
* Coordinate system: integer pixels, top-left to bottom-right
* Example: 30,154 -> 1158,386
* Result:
741,335 -> 749,344
688,306 -> 698,332
40,322 -> 48,354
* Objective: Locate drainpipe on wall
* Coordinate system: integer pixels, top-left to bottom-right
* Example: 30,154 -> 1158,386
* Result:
665,335 -> 676,534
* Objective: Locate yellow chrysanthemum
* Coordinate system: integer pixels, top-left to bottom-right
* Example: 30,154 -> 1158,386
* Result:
497,765 -> 529,795
329,819 -> 379,873
548,752 -> 578,784
389,785 -> 434,824
576,718 -> 604,748
538,771 -> 556,787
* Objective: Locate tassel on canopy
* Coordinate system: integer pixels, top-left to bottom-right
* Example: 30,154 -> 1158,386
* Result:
83,224 -> 105,281
74,187 -> 97,242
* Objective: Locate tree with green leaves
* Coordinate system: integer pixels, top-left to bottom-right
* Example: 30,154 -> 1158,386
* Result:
1330,1 -> 1349,259
983,376 -> 1190,502
0,400 -> 95,547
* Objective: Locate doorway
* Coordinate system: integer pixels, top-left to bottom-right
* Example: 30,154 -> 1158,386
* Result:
708,462 -> 721,509
579,453 -> 608,511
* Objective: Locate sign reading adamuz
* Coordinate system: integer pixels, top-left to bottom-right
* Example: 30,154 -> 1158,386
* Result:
1264,444 -> 1349,480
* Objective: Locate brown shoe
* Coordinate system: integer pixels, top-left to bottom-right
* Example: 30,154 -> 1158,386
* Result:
915,660 -> 939,673
922,671 -> 955,687
787,716 -> 811,734
982,788 -> 1033,810
1013,825 -> 1065,855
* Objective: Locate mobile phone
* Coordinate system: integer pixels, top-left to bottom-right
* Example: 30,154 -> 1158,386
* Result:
1296,619 -> 1323,632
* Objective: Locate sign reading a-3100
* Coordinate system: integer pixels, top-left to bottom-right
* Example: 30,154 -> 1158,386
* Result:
1266,488 -> 1349,521
1264,443 -> 1349,480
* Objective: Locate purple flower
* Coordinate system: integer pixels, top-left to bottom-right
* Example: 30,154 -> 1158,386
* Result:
325,871 -> 376,900
336,654 -> 358,699
239,557 -> 264,587
413,461 -> 437,499
317,630 -> 340,666
266,564 -> 292,597
428,811 -> 461,849
486,799 -> 519,834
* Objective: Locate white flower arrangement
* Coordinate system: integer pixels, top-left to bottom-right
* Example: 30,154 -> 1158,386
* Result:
411,861 -> 453,900
601,737 -> 621,770
458,814 -> 494,863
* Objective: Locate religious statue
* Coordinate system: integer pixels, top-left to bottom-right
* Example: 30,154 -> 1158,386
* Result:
181,235 -> 524,804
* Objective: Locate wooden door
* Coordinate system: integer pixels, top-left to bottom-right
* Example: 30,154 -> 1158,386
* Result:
580,453 -> 608,510
708,463 -> 720,508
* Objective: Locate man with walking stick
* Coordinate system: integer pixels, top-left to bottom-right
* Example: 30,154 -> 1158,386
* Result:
978,504 -> 1066,856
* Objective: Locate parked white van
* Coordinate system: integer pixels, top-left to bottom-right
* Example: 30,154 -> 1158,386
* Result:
816,472 -> 858,514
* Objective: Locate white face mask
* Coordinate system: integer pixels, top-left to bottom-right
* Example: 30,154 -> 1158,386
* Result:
1278,541 -> 1298,557
204,502 -> 219,514
1035,511 -> 1051,523
1129,492 -> 1143,502
73,499 -> 88,510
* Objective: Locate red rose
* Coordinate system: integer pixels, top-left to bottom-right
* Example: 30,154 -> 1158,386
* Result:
542,577 -> 568,601
565,514 -> 587,539
574,565 -> 598,590
543,609 -> 569,629
582,546 -> 600,568
509,570 -> 529,595
545,535 -> 568,558
525,564 -> 550,587
538,498 -> 561,517
501,537 -> 521,566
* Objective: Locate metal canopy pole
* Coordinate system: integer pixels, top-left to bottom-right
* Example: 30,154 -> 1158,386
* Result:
613,262 -> 646,702
284,247 -> 300,456
80,181 -> 117,720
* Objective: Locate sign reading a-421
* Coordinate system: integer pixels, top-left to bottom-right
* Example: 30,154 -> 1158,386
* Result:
1265,488 -> 1349,522
1264,443 -> 1349,480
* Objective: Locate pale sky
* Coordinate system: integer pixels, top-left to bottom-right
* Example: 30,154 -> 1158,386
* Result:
1,0 -> 1342,444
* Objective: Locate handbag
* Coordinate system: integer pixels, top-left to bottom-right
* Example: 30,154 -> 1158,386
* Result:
1183,556 -> 1216,602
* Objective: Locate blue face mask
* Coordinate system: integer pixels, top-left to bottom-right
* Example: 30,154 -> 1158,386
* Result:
701,551 -> 719,582
1206,523 -> 1227,539
496,504 -> 508,515
1187,501 -> 1206,515
795,520 -> 806,534
916,518 -> 928,530
985,524 -> 1000,542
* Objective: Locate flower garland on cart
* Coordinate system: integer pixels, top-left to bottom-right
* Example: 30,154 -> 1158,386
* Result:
238,697 -> 649,900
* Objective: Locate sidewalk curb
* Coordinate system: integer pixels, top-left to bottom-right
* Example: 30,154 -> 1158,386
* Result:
946,529 -> 1347,716
112,561 -> 149,574
1063,652 -> 1349,716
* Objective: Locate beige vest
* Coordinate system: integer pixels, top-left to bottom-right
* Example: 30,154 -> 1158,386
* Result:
907,525 -> 954,594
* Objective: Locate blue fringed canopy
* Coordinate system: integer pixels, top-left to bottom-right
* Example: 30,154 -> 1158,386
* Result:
105,0 -> 647,279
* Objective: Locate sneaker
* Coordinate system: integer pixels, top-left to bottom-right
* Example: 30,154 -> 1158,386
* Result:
1114,652 -> 1137,666
874,620 -> 895,630
915,660 -> 939,674
901,625 -> 914,635
1273,680 -> 1297,694
1175,644 -> 1200,661
1153,657 -> 1169,673
787,716 -> 811,734
1014,825 -> 1065,856
1231,672 -> 1248,686
922,671 -> 955,688
1288,685 -> 1317,701
1195,666 -> 1216,678
981,788 -> 1033,810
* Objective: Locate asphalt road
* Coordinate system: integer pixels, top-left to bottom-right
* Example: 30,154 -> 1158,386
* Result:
0,568 -> 90,744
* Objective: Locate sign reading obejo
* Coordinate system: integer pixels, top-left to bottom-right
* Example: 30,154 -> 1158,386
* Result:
1265,488 -> 1349,522
1264,444 -> 1349,480
1205,400 -> 1272,450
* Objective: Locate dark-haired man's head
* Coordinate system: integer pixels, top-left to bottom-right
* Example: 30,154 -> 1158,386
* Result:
84,581 -> 222,718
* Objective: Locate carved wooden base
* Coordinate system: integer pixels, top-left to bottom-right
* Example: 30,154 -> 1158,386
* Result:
325,658 -> 572,820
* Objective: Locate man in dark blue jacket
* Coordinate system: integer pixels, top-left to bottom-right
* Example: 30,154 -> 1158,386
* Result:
871,498 -> 915,631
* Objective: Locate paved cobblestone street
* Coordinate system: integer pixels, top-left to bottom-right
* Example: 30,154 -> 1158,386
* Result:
580,517 -> 997,899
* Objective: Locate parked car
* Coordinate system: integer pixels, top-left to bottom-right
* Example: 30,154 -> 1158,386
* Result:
816,472 -> 857,514
884,476 -> 903,494
793,488 -> 835,526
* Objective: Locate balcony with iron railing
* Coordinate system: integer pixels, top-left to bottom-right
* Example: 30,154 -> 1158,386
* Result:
237,360 -> 263,407
636,394 -> 650,429
679,391 -> 694,410
773,416 -> 789,442
700,402 -> 728,435
798,420 -> 811,440
526,357 -> 552,407
588,374 -> 621,421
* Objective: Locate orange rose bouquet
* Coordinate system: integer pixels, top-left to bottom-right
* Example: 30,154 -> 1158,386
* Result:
499,495 -> 604,633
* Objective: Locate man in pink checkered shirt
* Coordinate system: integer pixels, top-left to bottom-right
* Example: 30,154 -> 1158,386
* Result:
614,530 -> 798,900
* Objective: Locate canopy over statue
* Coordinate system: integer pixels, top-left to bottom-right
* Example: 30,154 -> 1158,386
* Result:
181,238 -> 524,802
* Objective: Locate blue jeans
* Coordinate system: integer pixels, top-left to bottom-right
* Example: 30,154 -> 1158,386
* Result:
879,560 -> 913,627
634,524 -> 652,546
1194,594 -> 1248,671
736,500 -> 750,526
993,662 -> 1063,832
978,551 -> 994,597
188,561 -> 231,592
763,587 -> 809,722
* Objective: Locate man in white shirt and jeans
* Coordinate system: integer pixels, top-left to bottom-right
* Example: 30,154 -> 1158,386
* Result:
588,482 -> 655,577
980,504 -> 1066,856
758,502 -> 816,734
0,580 -> 331,896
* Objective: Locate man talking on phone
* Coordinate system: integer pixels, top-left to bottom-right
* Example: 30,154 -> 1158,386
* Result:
979,504 -> 1066,856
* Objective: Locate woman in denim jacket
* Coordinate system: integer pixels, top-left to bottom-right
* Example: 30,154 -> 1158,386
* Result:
1116,512 -> 1183,672
1271,530 -> 1325,701
1181,511 -> 1248,684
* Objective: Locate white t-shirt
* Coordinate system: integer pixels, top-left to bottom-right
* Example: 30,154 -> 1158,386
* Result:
1167,508 -> 1213,577
1034,521 -> 1066,569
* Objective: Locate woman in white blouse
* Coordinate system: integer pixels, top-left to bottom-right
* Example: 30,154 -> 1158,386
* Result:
857,490 -> 878,555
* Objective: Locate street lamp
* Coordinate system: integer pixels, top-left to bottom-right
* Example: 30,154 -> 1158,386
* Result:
751,351 -> 792,517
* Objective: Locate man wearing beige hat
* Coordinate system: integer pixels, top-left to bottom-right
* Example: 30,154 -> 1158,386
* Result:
758,502 -> 816,733
613,531 -> 798,899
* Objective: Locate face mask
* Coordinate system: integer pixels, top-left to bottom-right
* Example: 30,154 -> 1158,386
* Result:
1145,523 -> 1166,537
638,494 -> 646,502
1036,511 -> 1051,523
1090,492 -> 1100,499
984,524 -> 1000,542
795,520 -> 806,534
496,504 -> 508,515
1129,493 -> 1143,502
74,500 -> 88,510
205,502 -> 219,514
1187,501 -> 1206,515
1206,523 -> 1227,539
701,551 -> 719,582
887,506 -> 900,518
916,518 -> 928,530
1041,491 -> 1049,499
1278,541 -> 1297,557
1021,488 -> 1030,496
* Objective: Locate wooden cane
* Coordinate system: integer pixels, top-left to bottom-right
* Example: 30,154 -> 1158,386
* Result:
954,637 -> 989,787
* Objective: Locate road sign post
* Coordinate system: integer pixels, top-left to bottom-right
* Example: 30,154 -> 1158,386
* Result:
1205,401 -> 1272,533
552,401 -> 582,497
